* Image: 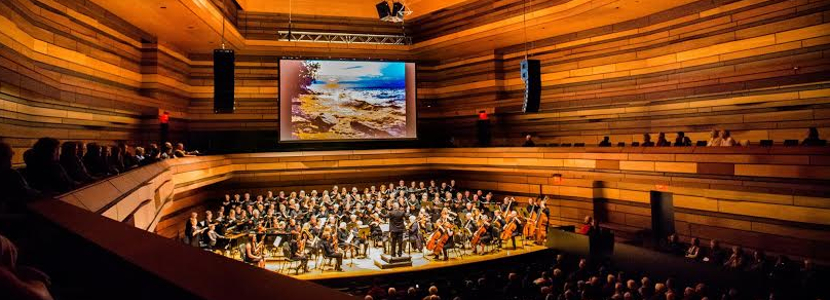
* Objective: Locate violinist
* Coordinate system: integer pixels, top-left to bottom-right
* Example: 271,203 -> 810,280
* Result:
291,230 -> 310,273
320,232 -> 344,271
407,215 -> 423,252
244,233 -> 265,268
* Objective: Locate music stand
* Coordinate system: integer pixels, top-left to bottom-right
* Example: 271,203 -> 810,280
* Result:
380,224 -> 390,254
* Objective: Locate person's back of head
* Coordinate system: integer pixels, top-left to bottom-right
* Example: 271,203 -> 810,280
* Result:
0,142 -> 13,170
808,127 -> 819,139
60,142 -> 76,161
32,137 -> 60,164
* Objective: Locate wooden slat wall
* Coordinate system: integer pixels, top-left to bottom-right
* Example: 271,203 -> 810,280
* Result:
239,11 -> 404,40
123,148 -> 830,261
0,0 -> 191,163
418,0 -> 830,147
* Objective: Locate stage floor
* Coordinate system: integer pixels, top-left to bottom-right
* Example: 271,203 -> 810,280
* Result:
263,244 -> 548,281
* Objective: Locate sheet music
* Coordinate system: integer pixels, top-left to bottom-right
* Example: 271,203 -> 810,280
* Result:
345,233 -> 354,244
380,224 -> 390,232
273,236 -> 282,247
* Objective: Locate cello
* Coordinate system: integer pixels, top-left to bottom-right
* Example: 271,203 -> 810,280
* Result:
500,215 -> 518,241
433,222 -> 450,256
470,219 -> 487,250
425,221 -> 443,252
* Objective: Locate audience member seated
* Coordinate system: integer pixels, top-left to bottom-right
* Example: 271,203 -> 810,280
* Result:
723,246 -> 746,270
59,142 -> 94,185
702,239 -> 726,265
801,127 -> 825,146
0,234 -> 54,300
662,233 -> 684,256
174,143 -> 199,158
160,142 -> 174,160
684,238 -> 700,260
0,142 -> 40,213
656,132 -> 670,147
82,143 -> 108,177
641,133 -> 654,147
706,129 -> 721,146
717,130 -> 737,146
598,136 -> 612,147
522,135 -> 535,147
673,132 -> 691,147
25,138 -> 75,195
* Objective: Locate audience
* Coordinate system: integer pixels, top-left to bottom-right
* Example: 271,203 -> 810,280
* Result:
522,135 -> 535,147
598,137 -> 612,147
0,234 -> 54,300
0,142 -> 40,213
718,130 -> 737,146
656,133 -> 670,147
641,134 -> 654,147
802,127 -> 825,146
25,138 -> 74,195
706,130 -> 721,146
672,132 -> 691,147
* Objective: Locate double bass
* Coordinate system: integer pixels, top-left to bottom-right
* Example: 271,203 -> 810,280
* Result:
523,201 -> 538,239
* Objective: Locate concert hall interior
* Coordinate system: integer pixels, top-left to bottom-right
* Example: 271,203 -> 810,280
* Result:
2,0 -> 830,299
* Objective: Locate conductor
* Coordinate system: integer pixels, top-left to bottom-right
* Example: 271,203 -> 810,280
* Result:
384,202 -> 406,257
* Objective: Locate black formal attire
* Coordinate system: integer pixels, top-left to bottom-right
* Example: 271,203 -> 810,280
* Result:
321,238 -> 343,271
385,208 -> 406,257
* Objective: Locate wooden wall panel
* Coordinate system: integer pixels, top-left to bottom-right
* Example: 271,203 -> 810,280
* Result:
418,0 -> 830,147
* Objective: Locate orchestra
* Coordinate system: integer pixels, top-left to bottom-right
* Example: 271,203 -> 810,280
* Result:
184,180 -> 551,274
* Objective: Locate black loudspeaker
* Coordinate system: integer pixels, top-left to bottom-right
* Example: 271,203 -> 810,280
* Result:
213,49 -> 235,114
476,119 -> 491,146
650,191 -> 675,242
391,2 -> 405,16
376,1 -> 391,19
521,59 -> 541,113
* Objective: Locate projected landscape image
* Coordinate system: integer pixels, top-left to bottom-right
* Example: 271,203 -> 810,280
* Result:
283,60 -> 409,140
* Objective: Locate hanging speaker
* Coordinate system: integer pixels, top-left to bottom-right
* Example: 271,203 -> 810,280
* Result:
213,49 -> 235,114
521,59 -> 541,113
376,1 -> 391,19
391,2 -> 405,16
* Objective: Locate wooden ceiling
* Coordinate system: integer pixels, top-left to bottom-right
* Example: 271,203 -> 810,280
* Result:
91,0 -> 701,58
236,0 -> 472,19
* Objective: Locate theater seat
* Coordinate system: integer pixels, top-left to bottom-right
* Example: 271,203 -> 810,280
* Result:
695,141 -> 706,146
631,142 -> 640,147
574,143 -> 585,147
784,140 -> 799,146
760,140 -> 773,147
617,142 -> 625,147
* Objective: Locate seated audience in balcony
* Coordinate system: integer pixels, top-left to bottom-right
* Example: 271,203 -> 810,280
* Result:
82,143 -> 108,177
141,144 -> 161,166
656,132 -> 670,147
25,138 -> 75,195
108,144 -> 125,173
718,130 -> 737,146
746,250 -> 769,275
684,238 -> 700,260
522,134 -> 535,147
641,133 -> 654,147
59,142 -> 94,184
673,132 -> 691,146
0,142 -> 40,213
702,239 -> 726,265
724,246 -> 746,270
134,147 -> 146,165
801,127 -> 825,146
160,142 -> 175,159
598,136 -> 612,147
663,233 -> 684,256
174,143 -> 199,157
706,129 -> 721,146
0,234 -> 54,300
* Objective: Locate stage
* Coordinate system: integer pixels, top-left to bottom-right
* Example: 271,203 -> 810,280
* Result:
261,244 -> 548,281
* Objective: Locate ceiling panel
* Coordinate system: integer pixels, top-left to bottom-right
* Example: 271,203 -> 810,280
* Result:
237,0 -> 471,19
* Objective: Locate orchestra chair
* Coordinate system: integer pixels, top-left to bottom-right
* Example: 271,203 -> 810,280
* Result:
695,141 -> 707,146
279,248 -> 305,275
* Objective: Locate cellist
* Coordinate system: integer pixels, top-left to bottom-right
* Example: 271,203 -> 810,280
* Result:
471,215 -> 491,255
502,210 -> 523,250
